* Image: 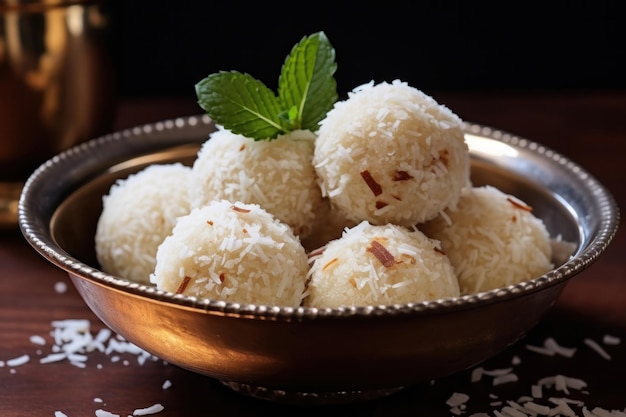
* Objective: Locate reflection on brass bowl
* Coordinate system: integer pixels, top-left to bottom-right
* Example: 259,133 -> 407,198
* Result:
18,115 -> 620,404
0,0 -> 116,228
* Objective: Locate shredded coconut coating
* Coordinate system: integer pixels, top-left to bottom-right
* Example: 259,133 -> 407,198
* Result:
190,126 -> 323,238
151,200 -> 309,307
313,80 -> 471,226
420,185 -> 554,295
95,163 -> 192,284
304,221 -> 460,308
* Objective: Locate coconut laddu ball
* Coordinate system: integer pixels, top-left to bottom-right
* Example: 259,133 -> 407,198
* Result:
419,185 -> 554,295
151,199 -> 309,307
190,125 -> 323,239
313,79 -> 471,227
304,221 -> 460,308
95,163 -> 192,285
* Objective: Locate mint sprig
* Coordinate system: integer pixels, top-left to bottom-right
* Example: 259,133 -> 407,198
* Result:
195,31 -> 337,141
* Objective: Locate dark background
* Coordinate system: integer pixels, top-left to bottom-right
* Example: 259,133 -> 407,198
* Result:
106,2 -> 624,100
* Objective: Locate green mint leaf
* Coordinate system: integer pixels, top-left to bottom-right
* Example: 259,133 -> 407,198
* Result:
277,106 -> 299,128
195,71 -> 285,140
194,32 -> 338,141
278,31 -> 338,132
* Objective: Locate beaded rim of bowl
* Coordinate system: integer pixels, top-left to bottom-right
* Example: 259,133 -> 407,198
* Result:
18,115 -> 620,322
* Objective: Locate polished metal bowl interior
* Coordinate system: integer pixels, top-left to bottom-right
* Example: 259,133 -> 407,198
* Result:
18,115 -> 620,404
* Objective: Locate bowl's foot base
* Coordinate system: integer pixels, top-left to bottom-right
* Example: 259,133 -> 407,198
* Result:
219,380 -> 405,405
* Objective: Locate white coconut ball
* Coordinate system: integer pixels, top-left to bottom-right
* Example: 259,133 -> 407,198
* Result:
304,221 -> 460,308
151,199 -> 309,307
95,163 -> 192,284
313,79 -> 471,226
420,185 -> 554,295
190,126 -> 323,238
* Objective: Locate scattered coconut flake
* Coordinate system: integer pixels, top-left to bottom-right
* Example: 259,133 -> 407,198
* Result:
94,397 -> 104,403
162,380 -> 172,390
545,337 -> 577,358
39,353 -> 67,364
493,373 -> 518,386
511,355 -> 521,365
482,367 -> 513,377
525,343 -> 554,356
516,396 -> 534,403
450,407 -> 464,415
54,281 -> 68,294
548,397 -> 580,416
55,412 -> 68,417
500,405 -> 527,417
95,410 -> 120,417
0,360 -> 4,367
96,328 -> 112,343
132,403 -> 164,415
538,375 -> 587,394
584,406 -> 626,417
6,354 -> 30,367
471,366 -> 484,383
29,335 -> 46,346
531,384 -> 543,398
68,353 -> 88,363
523,400 -> 551,415
584,338 -> 612,360
602,335 -> 621,345
446,392 -> 470,407
70,360 -> 87,368
526,337 -> 577,358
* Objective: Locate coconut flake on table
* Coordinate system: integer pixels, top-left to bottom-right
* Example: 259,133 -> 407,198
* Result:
30,319 -> 161,367
602,334 -> 621,345
493,373 -> 519,386
525,337 -> 577,358
583,338 -> 612,360
29,334 -> 46,346
471,366 -> 519,387
6,354 -> 30,367
460,330 -> 626,416
54,281 -> 68,294
447,392 -> 470,407
132,403 -> 165,415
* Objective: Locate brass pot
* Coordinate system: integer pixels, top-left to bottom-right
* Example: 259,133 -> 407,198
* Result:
1,0 -> 116,227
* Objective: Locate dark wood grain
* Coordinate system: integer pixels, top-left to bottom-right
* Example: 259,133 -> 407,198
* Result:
1,92 -> 624,416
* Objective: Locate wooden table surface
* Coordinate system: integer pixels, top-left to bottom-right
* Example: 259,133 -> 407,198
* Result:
1,91 -> 625,416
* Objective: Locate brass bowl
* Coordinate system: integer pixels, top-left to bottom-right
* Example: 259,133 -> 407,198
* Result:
18,115 -> 620,404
